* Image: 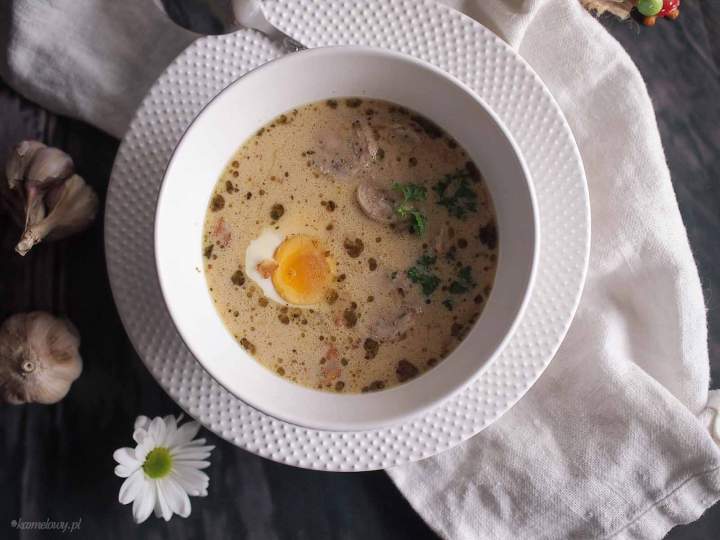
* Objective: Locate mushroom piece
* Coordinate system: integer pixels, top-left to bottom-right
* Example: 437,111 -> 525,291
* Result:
379,122 -> 422,150
356,182 -> 399,224
368,307 -> 421,343
312,119 -> 379,178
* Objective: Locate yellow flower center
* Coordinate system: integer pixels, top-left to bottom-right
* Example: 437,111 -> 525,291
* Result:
142,447 -> 173,479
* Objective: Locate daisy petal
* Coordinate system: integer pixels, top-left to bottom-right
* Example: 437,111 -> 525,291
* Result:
163,477 -> 192,518
172,421 -> 202,446
155,481 -> 174,521
115,463 -> 140,478
132,480 -> 156,524
171,440 -> 211,454
113,447 -> 141,468
171,447 -> 214,461
119,469 -> 146,505
134,439 -> 154,463
147,417 -> 166,447
172,466 -> 210,497
172,460 -> 211,469
162,416 -> 178,446
132,428 -> 148,446
181,438 -> 207,447
134,415 -> 150,431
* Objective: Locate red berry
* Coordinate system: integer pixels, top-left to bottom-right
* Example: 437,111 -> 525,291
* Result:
659,0 -> 680,17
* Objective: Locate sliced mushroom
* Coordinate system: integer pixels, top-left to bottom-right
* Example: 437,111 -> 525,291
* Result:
356,182 -> 399,224
387,123 -> 422,146
312,119 -> 378,178
372,122 -> 422,153
368,307 -> 421,343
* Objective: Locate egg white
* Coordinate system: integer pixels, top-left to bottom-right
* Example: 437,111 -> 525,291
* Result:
244,228 -> 289,305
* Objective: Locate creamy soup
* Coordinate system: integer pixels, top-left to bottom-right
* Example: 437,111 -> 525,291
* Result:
202,98 -> 498,393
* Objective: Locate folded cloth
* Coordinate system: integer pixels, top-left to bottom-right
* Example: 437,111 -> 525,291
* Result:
0,0 -> 196,137
388,2 -> 720,538
2,1 -> 717,538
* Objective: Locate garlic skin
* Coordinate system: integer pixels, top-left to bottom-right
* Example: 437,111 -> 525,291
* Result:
6,140 -> 46,190
16,174 -> 99,256
0,312 -> 83,404
1,140 -> 98,256
26,147 -> 74,187
23,147 -> 74,227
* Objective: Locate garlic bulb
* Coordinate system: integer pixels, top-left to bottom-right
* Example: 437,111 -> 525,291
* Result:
1,140 -> 98,256
0,312 -> 83,404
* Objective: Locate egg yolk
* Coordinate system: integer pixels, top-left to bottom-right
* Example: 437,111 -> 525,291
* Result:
272,235 -> 333,305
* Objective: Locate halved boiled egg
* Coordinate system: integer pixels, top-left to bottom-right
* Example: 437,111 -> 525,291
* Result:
245,229 -> 333,306
272,235 -> 334,305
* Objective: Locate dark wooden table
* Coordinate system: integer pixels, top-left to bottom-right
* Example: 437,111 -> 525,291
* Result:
1,2 -> 718,538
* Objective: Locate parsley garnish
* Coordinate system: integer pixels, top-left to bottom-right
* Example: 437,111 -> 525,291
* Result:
393,182 -> 427,202
416,253 -> 437,267
458,266 -> 474,284
449,265 -> 476,295
406,254 -> 440,296
393,182 -> 428,235
432,170 -> 478,219
449,281 -> 469,294
442,298 -> 454,311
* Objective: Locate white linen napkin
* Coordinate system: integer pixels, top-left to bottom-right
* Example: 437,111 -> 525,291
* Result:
2,1 -> 717,538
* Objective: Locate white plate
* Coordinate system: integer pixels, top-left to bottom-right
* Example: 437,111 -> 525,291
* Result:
105,0 -> 589,471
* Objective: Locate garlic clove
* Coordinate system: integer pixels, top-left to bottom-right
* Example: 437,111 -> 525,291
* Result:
23,147 -> 74,228
25,146 -> 74,188
5,140 -> 46,190
0,312 -> 82,405
15,174 -> 99,256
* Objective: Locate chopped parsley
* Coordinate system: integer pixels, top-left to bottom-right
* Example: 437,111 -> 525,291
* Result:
458,266 -> 474,284
393,182 -> 428,235
393,182 -> 427,202
449,281 -> 469,294
415,254 -> 437,268
406,253 -> 440,296
442,298 -> 454,311
449,265 -> 476,295
432,170 -> 478,219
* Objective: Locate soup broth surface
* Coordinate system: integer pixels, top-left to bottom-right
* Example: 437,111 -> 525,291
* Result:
203,98 -> 498,393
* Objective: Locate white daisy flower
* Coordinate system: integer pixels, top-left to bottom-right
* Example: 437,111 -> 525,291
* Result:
113,414 -> 215,523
